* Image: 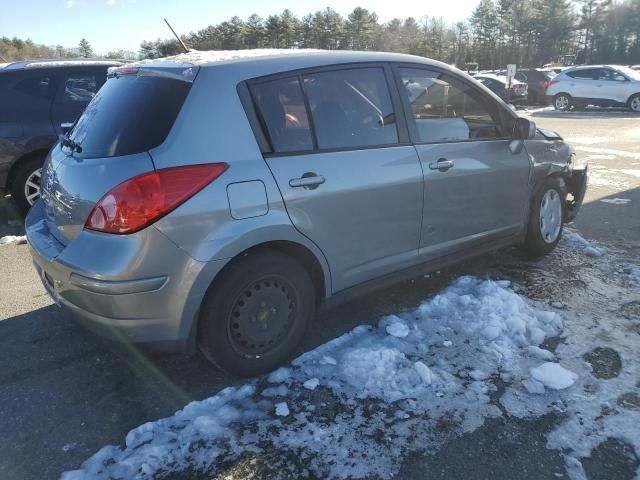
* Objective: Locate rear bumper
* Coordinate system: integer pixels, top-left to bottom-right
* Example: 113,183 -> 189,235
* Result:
25,200 -> 219,348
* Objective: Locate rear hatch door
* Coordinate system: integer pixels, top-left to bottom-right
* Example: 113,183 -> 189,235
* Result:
42,65 -> 196,245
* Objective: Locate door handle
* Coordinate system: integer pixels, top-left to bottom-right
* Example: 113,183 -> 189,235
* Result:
429,158 -> 454,172
289,174 -> 325,189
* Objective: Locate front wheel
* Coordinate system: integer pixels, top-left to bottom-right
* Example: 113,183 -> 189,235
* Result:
198,249 -> 315,377
628,93 -> 640,112
9,154 -> 46,215
523,178 -> 565,257
553,93 -> 573,111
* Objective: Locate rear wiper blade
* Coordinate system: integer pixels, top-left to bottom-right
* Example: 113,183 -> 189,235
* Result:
59,133 -> 82,153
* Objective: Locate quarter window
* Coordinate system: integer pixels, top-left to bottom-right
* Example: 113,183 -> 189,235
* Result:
302,68 -> 398,149
398,68 -> 506,143
250,77 -> 313,153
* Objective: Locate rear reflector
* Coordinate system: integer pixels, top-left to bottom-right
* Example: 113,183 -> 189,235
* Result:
86,163 -> 228,234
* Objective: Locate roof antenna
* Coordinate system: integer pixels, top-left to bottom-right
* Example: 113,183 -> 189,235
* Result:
164,18 -> 189,54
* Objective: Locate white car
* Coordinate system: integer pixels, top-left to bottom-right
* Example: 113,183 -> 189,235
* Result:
545,65 -> 640,112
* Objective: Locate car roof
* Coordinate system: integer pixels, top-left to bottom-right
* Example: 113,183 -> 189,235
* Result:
131,48 -> 453,73
2,58 -> 121,71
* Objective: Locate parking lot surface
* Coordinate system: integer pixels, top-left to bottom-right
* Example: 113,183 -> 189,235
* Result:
0,108 -> 639,479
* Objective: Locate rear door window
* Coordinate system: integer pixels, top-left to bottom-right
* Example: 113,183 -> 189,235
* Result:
68,73 -> 191,158
250,77 -> 313,153
567,69 -> 597,80
302,68 -> 398,149
11,74 -> 56,100
398,67 -> 507,143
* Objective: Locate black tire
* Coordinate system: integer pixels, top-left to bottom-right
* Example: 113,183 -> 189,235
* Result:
198,248 -> 315,377
628,93 -> 640,113
552,93 -> 573,111
523,177 -> 566,257
9,154 -> 46,215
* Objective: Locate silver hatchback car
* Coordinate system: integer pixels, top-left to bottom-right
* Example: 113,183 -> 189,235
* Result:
26,50 -> 588,376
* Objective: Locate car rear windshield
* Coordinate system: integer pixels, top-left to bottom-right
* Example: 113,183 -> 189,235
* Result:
68,74 -> 191,158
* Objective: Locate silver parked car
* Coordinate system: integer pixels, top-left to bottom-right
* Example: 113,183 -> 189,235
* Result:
26,50 -> 588,376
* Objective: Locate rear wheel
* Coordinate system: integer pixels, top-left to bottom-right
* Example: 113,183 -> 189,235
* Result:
523,178 -> 565,257
9,154 -> 46,215
198,249 -> 315,377
628,93 -> 640,112
553,93 -> 572,111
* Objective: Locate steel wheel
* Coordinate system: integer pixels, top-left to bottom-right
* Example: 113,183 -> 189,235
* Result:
227,275 -> 297,358
23,167 -> 42,206
539,189 -> 562,244
554,95 -> 570,111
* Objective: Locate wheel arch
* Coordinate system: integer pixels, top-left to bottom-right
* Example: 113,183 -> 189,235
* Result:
519,169 -> 568,243
180,238 -> 331,352
6,148 -> 49,190
627,92 -> 640,108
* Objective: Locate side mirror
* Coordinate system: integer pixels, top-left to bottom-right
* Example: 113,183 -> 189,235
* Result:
61,122 -> 74,135
513,117 -> 537,140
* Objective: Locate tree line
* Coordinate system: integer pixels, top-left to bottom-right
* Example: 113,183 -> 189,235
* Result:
2,1 -> 640,69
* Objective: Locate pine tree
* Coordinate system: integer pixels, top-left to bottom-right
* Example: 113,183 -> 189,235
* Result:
78,38 -> 93,58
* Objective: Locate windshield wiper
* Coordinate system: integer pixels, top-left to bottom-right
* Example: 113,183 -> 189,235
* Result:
59,133 -> 82,153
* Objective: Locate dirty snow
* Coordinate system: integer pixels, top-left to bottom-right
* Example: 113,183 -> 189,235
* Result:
63,277 -> 572,480
0,235 -> 26,245
563,229 -> 606,257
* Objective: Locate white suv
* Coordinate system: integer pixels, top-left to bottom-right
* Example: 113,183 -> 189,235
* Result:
546,65 -> 640,112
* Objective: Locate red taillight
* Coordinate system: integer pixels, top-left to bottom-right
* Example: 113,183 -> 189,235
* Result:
86,163 -> 228,234
547,78 -> 559,89
539,79 -> 550,90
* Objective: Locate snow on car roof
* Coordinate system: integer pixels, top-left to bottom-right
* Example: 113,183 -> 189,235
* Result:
133,48 -> 326,68
3,59 -> 121,70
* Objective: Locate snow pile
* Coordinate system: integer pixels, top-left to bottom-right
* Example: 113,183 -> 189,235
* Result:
563,229 -> 606,257
62,277 -> 566,480
0,235 -> 26,245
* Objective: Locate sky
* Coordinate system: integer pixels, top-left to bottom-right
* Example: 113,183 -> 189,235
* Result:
1,0 -> 479,54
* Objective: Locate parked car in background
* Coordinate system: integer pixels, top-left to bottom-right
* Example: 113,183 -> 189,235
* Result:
474,74 -> 528,104
545,64 -> 640,111
514,68 -> 555,104
0,59 -> 120,213
26,50 -> 587,377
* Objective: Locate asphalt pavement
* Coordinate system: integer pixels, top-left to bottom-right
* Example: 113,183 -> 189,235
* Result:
0,107 -> 638,479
